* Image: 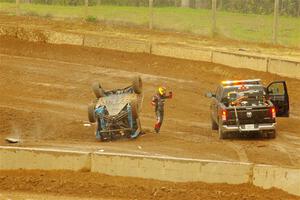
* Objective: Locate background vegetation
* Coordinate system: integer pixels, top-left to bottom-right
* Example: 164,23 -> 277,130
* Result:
0,0 -> 299,47
1,0 -> 299,17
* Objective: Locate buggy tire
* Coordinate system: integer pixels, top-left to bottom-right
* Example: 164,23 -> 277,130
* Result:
92,82 -> 105,98
132,76 -> 142,94
211,117 -> 218,130
88,103 -> 96,123
131,100 -> 138,119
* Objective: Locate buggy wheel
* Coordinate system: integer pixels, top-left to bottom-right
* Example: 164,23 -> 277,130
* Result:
211,117 -> 218,130
131,100 -> 138,119
92,82 -> 105,98
132,76 -> 142,94
88,103 -> 96,123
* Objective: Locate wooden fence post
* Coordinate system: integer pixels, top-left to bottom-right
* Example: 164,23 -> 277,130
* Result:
211,0 -> 217,36
16,0 -> 20,16
181,0 -> 189,8
272,0 -> 279,44
149,0 -> 153,29
298,1 -> 300,17
84,0 -> 88,18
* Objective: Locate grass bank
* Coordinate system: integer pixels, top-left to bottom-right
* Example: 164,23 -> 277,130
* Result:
0,2 -> 299,47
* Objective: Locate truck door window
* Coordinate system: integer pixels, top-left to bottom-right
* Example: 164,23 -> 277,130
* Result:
268,83 -> 285,95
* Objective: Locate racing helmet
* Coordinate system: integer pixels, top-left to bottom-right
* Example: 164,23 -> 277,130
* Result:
158,86 -> 166,95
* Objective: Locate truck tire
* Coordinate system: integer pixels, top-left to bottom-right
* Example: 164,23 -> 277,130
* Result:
218,124 -> 226,139
267,130 -> 276,139
92,82 -> 105,98
211,118 -> 218,130
88,103 -> 96,123
132,76 -> 142,94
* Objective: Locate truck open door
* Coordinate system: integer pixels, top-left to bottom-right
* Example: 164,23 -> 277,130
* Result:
267,81 -> 289,117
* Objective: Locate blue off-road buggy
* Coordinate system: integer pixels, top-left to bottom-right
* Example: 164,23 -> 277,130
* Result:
88,76 -> 143,141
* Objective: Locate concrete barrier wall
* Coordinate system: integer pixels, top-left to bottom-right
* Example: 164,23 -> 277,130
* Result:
0,146 -> 91,171
84,34 -> 150,53
212,51 -> 268,72
0,146 -> 299,196
0,24 -> 299,79
268,58 -> 300,79
252,164 -> 300,196
151,43 -> 212,62
91,152 -> 251,184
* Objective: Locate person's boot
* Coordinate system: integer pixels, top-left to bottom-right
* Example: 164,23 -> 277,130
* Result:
154,123 -> 161,133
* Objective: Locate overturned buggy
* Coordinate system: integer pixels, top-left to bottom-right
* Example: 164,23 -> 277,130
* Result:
88,76 -> 143,141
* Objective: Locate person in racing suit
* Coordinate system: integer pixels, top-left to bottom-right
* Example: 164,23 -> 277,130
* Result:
151,86 -> 173,133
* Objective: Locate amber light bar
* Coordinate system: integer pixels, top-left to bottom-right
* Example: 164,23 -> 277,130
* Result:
221,79 -> 261,86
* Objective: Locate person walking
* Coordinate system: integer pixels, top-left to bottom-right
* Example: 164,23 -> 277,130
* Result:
151,86 -> 173,133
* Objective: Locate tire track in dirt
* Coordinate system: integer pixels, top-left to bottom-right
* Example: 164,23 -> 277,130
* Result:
0,54 -> 193,84
224,142 -> 249,162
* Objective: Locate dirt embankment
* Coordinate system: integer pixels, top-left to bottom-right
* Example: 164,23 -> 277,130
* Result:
0,170 -> 299,200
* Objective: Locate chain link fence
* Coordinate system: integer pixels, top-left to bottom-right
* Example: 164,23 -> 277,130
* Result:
0,0 -> 299,46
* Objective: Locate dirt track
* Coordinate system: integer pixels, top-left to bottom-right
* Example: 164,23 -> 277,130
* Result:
1,14 -> 300,198
1,35 -> 300,167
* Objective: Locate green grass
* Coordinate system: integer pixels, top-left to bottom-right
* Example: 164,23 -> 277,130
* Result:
0,2 -> 299,47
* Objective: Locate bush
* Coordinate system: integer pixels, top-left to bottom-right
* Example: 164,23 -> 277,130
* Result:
85,15 -> 98,22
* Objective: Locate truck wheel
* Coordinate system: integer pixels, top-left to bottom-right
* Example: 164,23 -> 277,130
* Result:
88,103 -> 96,123
132,76 -> 142,94
218,124 -> 226,139
92,82 -> 105,98
211,118 -> 218,130
268,130 -> 276,139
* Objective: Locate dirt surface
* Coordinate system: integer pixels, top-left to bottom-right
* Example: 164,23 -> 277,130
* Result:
0,191 -> 117,200
1,16 -> 300,199
1,36 -> 300,168
0,13 -> 300,60
0,170 -> 299,200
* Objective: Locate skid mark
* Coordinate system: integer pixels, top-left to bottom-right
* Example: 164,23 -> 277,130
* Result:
12,96 -> 86,111
0,102 -> 82,120
271,143 -> 297,166
28,81 -> 77,90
